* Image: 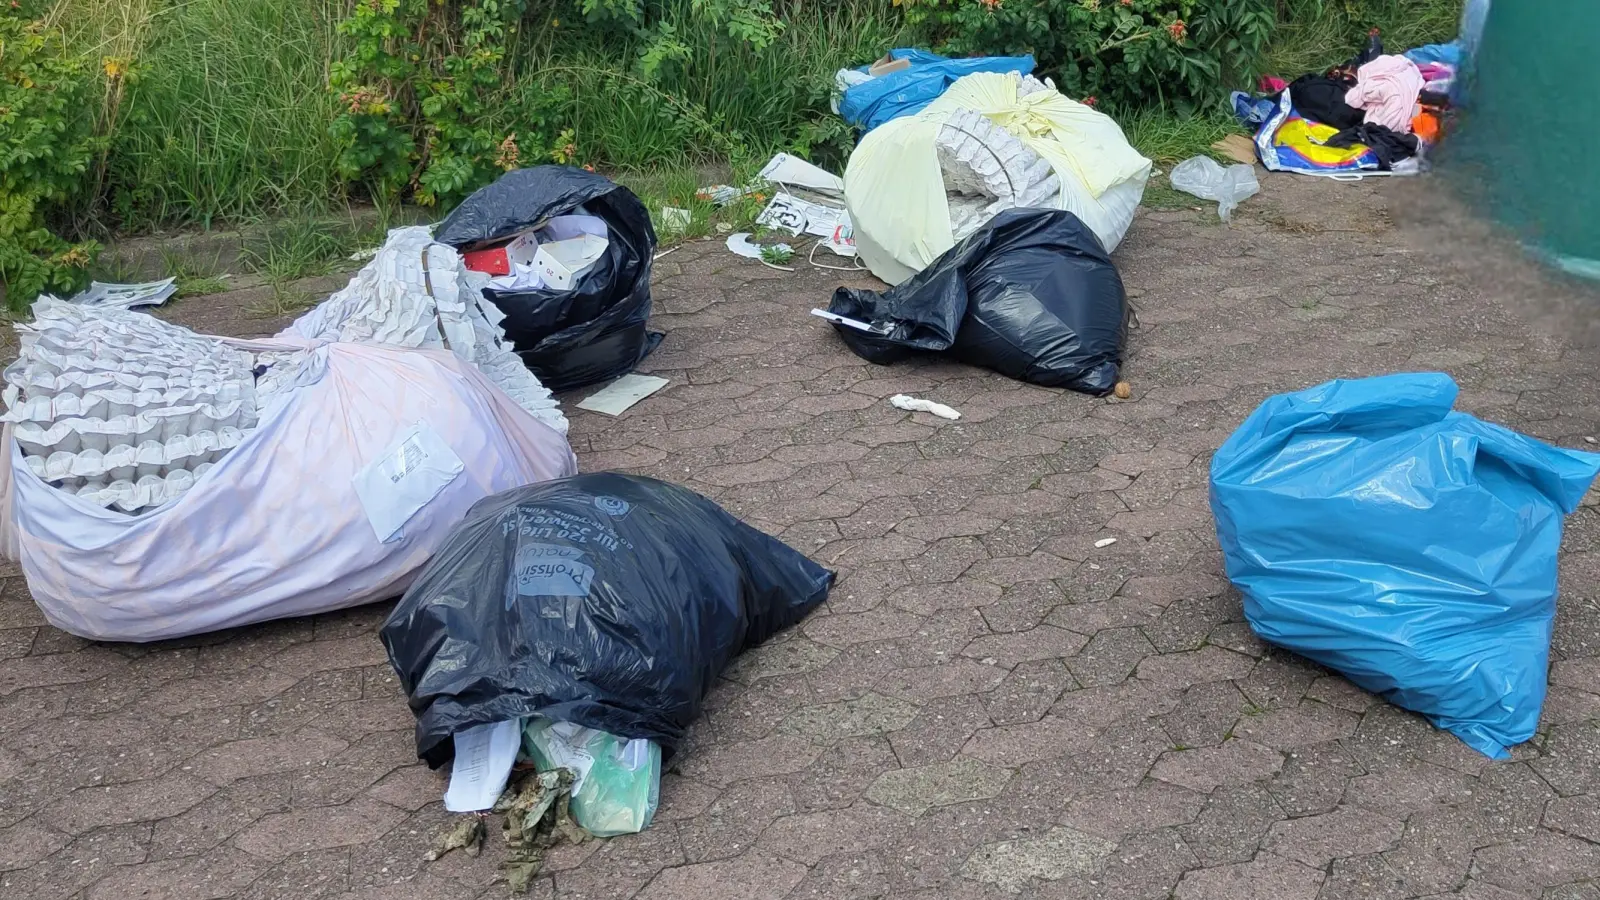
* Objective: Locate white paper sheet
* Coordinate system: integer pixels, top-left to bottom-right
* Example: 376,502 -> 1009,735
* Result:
444,719 -> 522,813
67,278 -> 178,309
351,421 -> 465,542
576,374 -> 669,416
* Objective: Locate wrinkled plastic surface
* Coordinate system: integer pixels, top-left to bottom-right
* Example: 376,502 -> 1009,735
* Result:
381,473 -> 835,767
434,167 -> 661,391
828,208 -> 1126,394
846,72 -> 1149,284
1169,156 -> 1260,221
523,719 -> 660,837
838,48 -> 1034,133
1210,373 -> 1600,758
4,342 -> 577,642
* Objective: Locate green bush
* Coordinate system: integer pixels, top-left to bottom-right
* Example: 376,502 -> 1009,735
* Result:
0,6 -> 99,311
904,0 -> 1274,114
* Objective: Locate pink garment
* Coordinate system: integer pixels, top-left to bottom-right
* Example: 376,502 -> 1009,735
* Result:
1344,54 -> 1425,133
1259,75 -> 1288,93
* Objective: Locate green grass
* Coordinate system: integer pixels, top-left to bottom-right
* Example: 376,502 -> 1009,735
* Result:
1267,0 -> 1463,77
53,0 -> 347,232
42,0 -> 1463,236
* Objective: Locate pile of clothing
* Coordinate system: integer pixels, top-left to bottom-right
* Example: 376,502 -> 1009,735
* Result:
1237,23 -> 1473,177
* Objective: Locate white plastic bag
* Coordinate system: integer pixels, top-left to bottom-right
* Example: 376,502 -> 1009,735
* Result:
4,341 -> 577,641
845,72 -> 1150,285
1169,156 -> 1260,222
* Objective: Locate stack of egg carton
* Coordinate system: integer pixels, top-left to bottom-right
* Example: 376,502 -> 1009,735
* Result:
3,300 -> 259,513
935,76 -> 1065,241
282,226 -> 567,435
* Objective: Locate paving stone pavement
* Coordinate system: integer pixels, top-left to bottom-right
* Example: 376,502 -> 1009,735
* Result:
4,175 -> 1600,899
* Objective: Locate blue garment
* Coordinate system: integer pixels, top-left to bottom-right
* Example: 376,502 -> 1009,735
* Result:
1210,373 -> 1600,759
838,49 -> 1034,133
1404,41 -> 1463,67
1230,91 -> 1277,127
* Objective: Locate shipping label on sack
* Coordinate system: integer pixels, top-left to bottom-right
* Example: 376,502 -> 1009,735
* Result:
351,422 -> 465,543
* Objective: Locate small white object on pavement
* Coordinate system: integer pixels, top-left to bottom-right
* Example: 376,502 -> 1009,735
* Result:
576,374 -> 670,416
444,719 -> 522,813
890,394 -> 960,421
1094,537 -> 1118,548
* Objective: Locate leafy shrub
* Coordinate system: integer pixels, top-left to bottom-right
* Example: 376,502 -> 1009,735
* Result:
904,0 -> 1275,114
0,6 -> 99,310
329,0 -> 574,208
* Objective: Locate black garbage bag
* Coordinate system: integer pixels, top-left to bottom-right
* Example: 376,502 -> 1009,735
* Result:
827,208 -> 1127,395
434,166 -> 662,391
380,473 -> 834,767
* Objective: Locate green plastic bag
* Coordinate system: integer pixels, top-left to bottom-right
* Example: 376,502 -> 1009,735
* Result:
522,719 -> 660,837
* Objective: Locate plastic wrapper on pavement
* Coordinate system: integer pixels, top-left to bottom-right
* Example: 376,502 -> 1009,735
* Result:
827,208 -> 1127,395
434,167 -> 661,391
1169,156 -> 1260,221
380,472 -> 835,768
837,49 -> 1035,133
1209,373 -> 1600,759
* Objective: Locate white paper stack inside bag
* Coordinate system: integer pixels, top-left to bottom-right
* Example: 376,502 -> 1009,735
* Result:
2,301 -> 261,512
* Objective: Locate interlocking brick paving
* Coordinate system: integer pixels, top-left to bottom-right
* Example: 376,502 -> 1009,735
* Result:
4,175 -> 1600,899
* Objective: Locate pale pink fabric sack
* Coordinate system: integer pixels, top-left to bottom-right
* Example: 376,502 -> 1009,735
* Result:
3,340 -> 576,641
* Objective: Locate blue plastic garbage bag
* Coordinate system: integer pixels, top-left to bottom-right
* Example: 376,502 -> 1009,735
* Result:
1210,373 -> 1600,759
839,49 -> 1034,133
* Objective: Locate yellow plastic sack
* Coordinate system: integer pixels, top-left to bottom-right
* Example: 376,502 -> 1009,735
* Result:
845,72 -> 1151,285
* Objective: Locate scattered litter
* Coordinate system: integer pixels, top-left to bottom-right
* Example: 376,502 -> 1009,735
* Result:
725,233 -> 790,262
1113,381 -> 1132,400
444,719 -> 522,813
576,374 -> 669,416
425,816 -> 485,862
652,246 -> 680,261
696,183 -> 759,207
435,167 -> 661,392
66,278 -> 177,309
382,473 -> 834,769
498,768 -> 584,893
810,308 -> 891,335
828,209 -> 1128,394
757,152 -> 844,196
755,192 -> 845,238
1211,373 -> 1600,759
1169,156 -> 1260,221
524,719 -> 660,837
1212,134 -> 1258,165
348,246 -> 380,262
890,394 -> 960,420
1094,537 -> 1118,548
659,206 -> 692,234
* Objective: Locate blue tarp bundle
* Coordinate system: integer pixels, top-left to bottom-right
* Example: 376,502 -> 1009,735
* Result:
1210,373 -> 1600,759
838,49 -> 1034,133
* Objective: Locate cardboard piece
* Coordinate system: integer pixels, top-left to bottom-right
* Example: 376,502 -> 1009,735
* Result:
576,374 -> 670,416
534,235 -> 609,291
1213,134 -> 1259,166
